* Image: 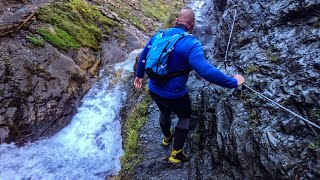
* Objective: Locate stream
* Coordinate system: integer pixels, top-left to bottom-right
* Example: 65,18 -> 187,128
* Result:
0,49 -> 142,179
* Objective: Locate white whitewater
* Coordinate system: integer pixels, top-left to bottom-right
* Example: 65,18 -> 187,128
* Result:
0,49 -> 142,179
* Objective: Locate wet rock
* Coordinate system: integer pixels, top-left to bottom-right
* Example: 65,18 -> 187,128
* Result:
101,42 -> 126,67
0,36 -> 91,143
186,0 -> 320,179
0,126 -> 9,143
75,48 -> 101,78
134,0 -> 320,179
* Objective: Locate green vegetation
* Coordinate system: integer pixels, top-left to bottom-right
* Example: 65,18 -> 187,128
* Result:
26,35 -> 44,46
108,0 -> 184,32
137,0 -> 182,22
246,65 -> 260,74
266,48 -> 279,63
107,1 -> 146,31
37,27 -> 81,50
239,91 -> 260,132
163,12 -> 179,29
248,109 -> 259,132
36,0 -> 120,50
308,138 -> 320,152
309,107 -> 320,121
35,0 -> 184,49
118,87 -> 152,179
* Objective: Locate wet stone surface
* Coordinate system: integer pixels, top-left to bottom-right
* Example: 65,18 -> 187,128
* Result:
133,0 -> 320,179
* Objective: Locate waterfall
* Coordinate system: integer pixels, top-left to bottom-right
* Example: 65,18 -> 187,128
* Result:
0,49 -> 143,179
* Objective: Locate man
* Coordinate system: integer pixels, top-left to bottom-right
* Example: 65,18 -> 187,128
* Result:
134,7 -> 245,164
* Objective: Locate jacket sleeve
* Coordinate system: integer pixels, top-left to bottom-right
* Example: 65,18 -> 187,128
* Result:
188,41 -> 238,88
136,36 -> 155,78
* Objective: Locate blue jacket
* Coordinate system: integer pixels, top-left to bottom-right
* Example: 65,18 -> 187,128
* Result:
136,25 -> 238,99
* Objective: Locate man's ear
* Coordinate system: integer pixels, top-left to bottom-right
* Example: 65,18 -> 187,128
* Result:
175,18 -> 179,25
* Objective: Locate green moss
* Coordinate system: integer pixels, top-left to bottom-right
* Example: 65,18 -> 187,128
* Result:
107,3 -> 129,19
118,86 -> 152,179
36,0 -> 120,50
309,108 -> 320,120
266,48 -> 279,63
163,12 -> 179,29
37,27 -> 80,50
26,35 -> 44,46
248,109 -> 259,132
107,0 -> 184,32
308,138 -> 320,152
246,65 -> 260,74
119,33 -> 127,41
137,0 -> 183,22
108,3 -> 146,31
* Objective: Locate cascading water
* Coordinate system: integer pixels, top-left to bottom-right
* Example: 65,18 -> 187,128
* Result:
0,49 -> 142,179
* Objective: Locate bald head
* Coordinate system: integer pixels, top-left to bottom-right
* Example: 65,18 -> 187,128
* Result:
176,7 -> 195,32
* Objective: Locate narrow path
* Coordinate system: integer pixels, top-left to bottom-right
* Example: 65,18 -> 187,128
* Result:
133,1 -> 210,179
134,103 -> 192,180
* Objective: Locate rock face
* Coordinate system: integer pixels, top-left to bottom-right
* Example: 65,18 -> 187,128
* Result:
0,0 -> 149,144
0,36 -> 90,143
189,0 -> 320,179
134,0 -> 319,179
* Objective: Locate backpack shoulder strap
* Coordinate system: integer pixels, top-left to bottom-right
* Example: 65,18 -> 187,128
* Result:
155,30 -> 165,38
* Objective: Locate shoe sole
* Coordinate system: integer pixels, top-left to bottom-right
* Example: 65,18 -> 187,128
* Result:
168,157 -> 182,164
162,139 -> 171,146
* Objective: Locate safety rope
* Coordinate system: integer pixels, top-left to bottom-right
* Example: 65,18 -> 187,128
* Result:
244,85 -> 320,130
224,8 -> 237,69
223,2 -> 320,130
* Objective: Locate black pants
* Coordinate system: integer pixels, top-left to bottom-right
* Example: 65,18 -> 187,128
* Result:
149,91 -> 192,119
149,91 -> 191,150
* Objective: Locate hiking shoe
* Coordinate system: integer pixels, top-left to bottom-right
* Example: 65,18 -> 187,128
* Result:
168,148 -> 189,164
162,129 -> 173,146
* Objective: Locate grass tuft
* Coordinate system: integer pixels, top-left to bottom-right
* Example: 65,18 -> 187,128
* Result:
117,86 -> 152,179
26,35 -> 44,46
37,27 -> 81,50
246,65 -> 260,74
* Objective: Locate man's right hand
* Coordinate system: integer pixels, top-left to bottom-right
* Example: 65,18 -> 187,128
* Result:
134,77 -> 143,90
234,74 -> 245,86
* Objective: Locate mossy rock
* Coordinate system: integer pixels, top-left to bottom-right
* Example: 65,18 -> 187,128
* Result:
36,0 -> 120,50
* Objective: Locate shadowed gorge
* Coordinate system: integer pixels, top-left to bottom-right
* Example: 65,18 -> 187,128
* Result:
0,0 -> 319,179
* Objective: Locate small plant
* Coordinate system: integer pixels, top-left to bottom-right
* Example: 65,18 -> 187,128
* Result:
266,49 -> 279,63
309,108 -> 320,120
119,33 -> 127,41
248,109 -> 260,132
249,123 -> 257,132
308,138 -> 320,152
26,35 -> 44,46
246,65 -> 260,74
118,86 -> 152,179
249,110 -> 257,120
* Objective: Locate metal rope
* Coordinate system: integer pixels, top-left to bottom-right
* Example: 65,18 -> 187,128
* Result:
224,8 -> 237,69
222,3 -> 320,130
244,85 -> 320,130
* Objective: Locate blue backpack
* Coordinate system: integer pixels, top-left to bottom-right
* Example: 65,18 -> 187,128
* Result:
145,30 -> 190,85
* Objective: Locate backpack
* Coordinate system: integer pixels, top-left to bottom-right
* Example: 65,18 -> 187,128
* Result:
145,30 -> 191,85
